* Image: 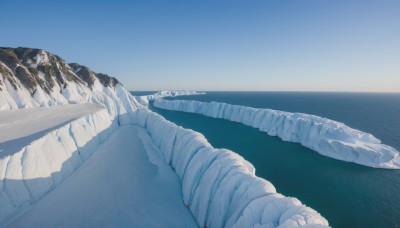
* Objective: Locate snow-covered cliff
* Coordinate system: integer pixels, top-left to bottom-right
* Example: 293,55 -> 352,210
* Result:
154,99 -> 400,169
0,107 -> 329,227
0,47 -> 142,124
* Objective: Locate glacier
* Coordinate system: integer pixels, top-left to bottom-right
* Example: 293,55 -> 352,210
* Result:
153,99 -> 400,169
0,47 -> 329,226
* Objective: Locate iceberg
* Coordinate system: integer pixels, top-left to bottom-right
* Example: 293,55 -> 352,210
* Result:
153,99 -> 400,169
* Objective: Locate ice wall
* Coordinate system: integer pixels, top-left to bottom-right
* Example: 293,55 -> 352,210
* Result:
132,109 -> 329,227
0,109 -> 118,223
153,99 -> 400,169
0,77 -> 141,223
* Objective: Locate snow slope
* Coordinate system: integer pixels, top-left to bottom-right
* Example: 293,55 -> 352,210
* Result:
154,99 -> 400,169
6,126 -> 197,228
135,90 -> 205,106
0,103 -> 103,157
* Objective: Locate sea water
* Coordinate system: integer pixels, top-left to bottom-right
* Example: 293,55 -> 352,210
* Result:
132,91 -> 400,227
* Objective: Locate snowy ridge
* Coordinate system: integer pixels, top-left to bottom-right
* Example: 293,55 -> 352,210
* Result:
0,108 -> 118,223
136,90 -> 205,106
133,109 -> 329,227
154,99 -> 400,169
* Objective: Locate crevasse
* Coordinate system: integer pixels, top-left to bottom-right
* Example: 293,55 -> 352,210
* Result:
153,99 -> 400,169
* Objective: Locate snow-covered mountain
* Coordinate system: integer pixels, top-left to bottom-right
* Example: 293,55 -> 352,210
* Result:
0,47 -> 329,227
0,47 -> 140,123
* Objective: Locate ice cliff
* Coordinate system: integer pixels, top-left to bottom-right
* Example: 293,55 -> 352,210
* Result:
132,109 -> 329,227
153,99 -> 400,169
0,47 -> 329,226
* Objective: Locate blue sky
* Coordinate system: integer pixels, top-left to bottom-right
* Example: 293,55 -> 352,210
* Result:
1,0 -> 399,92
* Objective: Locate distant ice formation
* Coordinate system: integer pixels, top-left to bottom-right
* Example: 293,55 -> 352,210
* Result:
154,99 -> 400,169
135,90 -> 205,106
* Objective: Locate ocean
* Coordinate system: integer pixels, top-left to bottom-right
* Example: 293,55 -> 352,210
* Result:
132,91 -> 400,227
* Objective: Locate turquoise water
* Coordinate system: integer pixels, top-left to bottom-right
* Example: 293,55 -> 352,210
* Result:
133,91 -> 400,227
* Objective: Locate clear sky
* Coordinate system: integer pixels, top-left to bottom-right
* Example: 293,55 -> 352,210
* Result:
1,0 -> 399,92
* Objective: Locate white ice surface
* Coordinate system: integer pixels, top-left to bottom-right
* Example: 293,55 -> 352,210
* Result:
0,108 -> 118,223
6,126 -> 197,228
0,104 -> 104,157
153,99 -> 400,169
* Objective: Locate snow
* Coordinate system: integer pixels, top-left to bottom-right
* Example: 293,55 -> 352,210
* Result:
0,108 -> 118,223
0,62 -> 144,117
153,99 -> 400,169
31,51 -> 49,68
0,104 -> 329,227
6,126 -> 197,228
132,109 -> 329,227
0,71 -> 329,227
0,103 -> 104,157
135,90 -> 205,106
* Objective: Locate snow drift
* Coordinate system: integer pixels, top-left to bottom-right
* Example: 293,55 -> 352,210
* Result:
154,99 -> 400,169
